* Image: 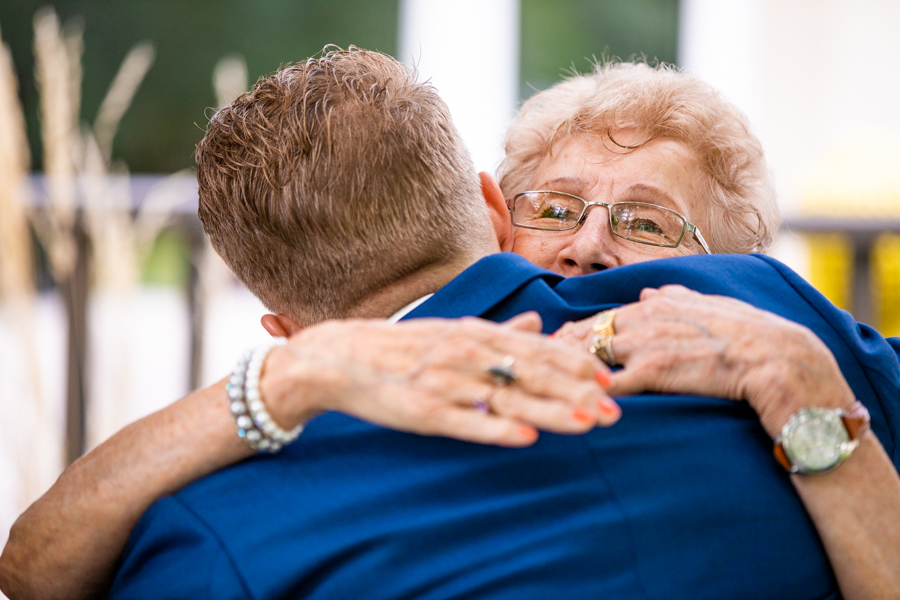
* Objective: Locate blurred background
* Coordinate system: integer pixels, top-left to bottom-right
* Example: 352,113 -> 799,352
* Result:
1,0 -> 899,566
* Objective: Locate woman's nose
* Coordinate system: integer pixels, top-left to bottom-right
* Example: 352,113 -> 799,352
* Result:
555,207 -> 619,275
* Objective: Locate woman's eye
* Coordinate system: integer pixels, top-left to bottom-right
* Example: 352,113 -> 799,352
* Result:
633,218 -> 662,233
538,204 -> 572,219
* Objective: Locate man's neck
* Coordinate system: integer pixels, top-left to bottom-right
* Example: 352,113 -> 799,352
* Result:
345,252 -> 489,320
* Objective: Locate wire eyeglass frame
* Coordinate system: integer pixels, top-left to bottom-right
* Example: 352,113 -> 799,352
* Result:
508,190 -> 711,254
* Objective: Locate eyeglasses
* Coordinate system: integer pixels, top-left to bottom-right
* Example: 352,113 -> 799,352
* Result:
508,190 -> 711,254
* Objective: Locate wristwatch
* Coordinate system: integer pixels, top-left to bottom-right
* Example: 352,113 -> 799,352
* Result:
773,401 -> 870,474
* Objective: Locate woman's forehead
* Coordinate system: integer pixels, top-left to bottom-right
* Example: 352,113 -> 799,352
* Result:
528,134 -> 703,215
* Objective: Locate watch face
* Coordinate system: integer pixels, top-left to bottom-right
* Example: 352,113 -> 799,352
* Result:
783,408 -> 850,472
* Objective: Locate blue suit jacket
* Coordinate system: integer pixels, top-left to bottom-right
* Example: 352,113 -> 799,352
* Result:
110,254 -> 900,600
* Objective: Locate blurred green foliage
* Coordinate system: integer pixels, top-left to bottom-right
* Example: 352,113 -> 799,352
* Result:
1,0 -> 678,173
141,227 -> 191,286
521,0 -> 678,98
0,0 -> 398,173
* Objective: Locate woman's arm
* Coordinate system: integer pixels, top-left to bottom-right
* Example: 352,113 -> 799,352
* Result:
0,314 -> 616,600
555,285 -> 900,599
0,380 -> 250,600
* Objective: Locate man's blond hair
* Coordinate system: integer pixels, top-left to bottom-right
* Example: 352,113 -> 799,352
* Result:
196,47 -> 491,324
498,62 -> 779,254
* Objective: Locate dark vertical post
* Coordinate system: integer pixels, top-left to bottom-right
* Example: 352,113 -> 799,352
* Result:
187,219 -> 206,391
63,218 -> 89,465
851,236 -> 874,327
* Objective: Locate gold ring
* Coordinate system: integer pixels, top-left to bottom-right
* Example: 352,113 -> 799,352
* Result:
589,310 -> 617,366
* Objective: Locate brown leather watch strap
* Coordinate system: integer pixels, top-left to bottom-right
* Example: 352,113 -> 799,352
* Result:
841,400 -> 871,440
773,443 -> 791,471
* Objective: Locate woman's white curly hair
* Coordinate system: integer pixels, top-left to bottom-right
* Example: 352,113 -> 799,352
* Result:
498,62 -> 779,254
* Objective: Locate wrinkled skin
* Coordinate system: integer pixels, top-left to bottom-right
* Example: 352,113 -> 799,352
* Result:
510,134 -> 708,276
552,285 -> 852,437
262,313 -> 620,447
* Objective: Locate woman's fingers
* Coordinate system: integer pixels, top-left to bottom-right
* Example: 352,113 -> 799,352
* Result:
451,316 -> 601,380
547,286 -> 856,438
608,319 -> 711,365
499,311 -> 543,333
382,316 -> 617,437
411,318 -> 621,433
549,318 -> 595,350
604,286 -> 800,402
608,337 -> 726,398
409,357 -> 619,434
413,404 -> 540,447
391,385 -> 617,449
489,361 -> 618,424
479,385 -> 618,432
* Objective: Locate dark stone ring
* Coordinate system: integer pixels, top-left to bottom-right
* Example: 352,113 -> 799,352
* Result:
486,355 -> 517,386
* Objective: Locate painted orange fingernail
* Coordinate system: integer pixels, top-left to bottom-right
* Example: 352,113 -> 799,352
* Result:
549,332 -> 557,339
594,369 -> 612,389
572,408 -> 595,423
597,399 -> 621,418
519,425 -> 538,441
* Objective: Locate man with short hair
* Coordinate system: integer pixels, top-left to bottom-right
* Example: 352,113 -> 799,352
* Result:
100,48 -> 900,599
195,51 -> 496,326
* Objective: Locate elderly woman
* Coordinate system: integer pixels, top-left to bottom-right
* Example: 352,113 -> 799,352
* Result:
2,59 -> 898,599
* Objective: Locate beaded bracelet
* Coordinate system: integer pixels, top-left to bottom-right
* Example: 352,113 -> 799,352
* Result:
228,338 -> 302,453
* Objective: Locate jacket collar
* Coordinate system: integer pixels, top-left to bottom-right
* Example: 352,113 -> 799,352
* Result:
403,253 -> 562,320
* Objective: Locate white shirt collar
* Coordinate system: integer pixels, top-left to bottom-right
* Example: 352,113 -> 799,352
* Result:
387,294 -> 434,324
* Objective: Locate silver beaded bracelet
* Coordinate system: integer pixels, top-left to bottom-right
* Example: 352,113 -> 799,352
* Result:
228,337 -> 302,453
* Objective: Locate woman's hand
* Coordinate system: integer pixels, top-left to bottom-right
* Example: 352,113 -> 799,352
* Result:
555,285 -> 900,599
552,285 -> 854,436
261,312 -> 620,447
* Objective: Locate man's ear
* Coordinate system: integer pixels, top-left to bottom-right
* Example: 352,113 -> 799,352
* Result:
260,314 -> 304,338
479,172 -> 514,252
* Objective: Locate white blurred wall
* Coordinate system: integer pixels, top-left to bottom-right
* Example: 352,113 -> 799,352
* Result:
199,283 -> 271,388
0,281 -> 267,560
680,0 -> 900,272
0,295 -> 66,556
88,281 -> 270,443
399,0 -> 520,173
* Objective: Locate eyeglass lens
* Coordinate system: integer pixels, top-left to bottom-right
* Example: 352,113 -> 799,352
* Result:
513,192 -> 688,247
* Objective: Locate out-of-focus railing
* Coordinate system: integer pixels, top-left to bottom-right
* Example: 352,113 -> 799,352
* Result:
783,216 -> 900,329
28,173 -> 206,461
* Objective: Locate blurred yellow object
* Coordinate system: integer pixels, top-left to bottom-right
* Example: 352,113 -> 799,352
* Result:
807,233 -> 853,311
798,132 -> 900,337
799,133 -> 900,219
872,234 -> 900,337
